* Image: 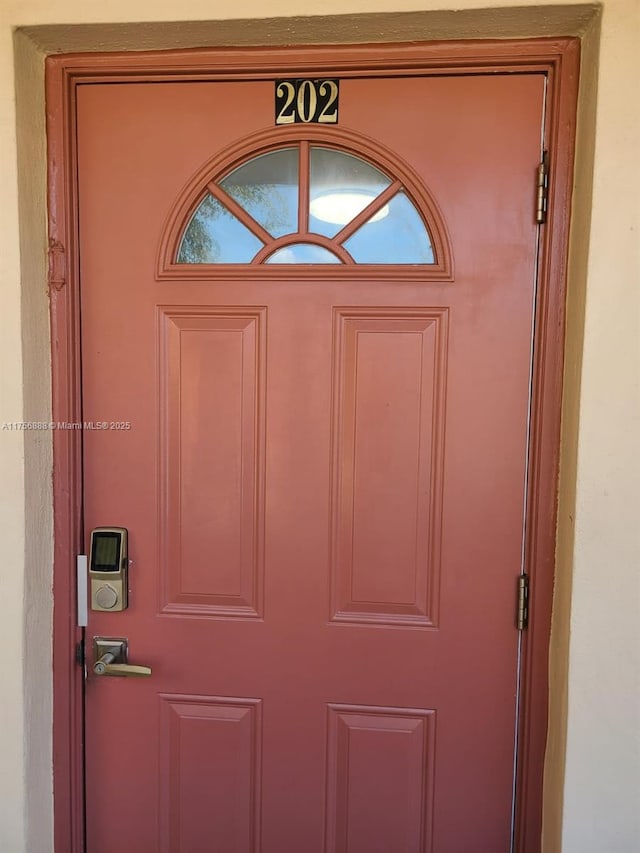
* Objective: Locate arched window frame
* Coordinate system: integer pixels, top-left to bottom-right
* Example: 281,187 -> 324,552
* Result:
157,125 -> 453,281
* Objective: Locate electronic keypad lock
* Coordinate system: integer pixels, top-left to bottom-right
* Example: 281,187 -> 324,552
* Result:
89,527 -> 128,611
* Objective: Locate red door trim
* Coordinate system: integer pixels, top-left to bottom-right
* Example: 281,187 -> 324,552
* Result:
46,38 -> 580,853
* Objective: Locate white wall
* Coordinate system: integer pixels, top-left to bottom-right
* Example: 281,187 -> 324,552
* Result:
0,1 -> 638,851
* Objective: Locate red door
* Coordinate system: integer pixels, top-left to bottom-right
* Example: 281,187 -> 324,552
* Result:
77,64 -> 544,852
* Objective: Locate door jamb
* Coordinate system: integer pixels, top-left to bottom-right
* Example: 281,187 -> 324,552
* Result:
46,38 -> 580,853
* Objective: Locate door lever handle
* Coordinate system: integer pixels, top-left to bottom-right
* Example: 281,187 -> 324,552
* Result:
94,652 -> 152,677
93,637 -> 152,677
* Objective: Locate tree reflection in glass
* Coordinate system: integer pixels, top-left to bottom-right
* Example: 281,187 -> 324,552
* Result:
177,195 -> 264,263
221,149 -> 299,238
176,144 -> 435,265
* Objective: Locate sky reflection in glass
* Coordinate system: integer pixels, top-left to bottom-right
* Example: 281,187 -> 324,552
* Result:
344,192 -> 434,263
176,145 -> 435,265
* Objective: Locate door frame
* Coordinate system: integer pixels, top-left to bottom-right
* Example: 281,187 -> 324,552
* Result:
46,38 -> 580,853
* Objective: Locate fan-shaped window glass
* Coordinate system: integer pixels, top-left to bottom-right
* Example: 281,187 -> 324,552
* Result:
344,192 -> 435,264
265,244 -> 342,264
177,195 -> 264,263
175,142 -> 436,266
308,147 -> 391,238
220,148 -> 298,238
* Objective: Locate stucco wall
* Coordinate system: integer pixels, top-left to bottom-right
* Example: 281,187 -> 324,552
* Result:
0,2 -> 638,852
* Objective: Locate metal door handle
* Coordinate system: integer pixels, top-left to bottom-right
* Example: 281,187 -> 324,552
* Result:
94,652 -> 152,677
93,637 -> 152,677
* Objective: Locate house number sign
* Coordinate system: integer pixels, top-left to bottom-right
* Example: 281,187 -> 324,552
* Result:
275,79 -> 340,125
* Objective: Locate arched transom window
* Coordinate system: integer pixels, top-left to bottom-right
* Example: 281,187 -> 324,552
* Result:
176,144 -> 436,265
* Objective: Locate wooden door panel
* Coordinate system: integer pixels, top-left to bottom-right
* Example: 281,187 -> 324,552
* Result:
159,696 -> 262,852
160,307 -> 266,617
325,705 -> 436,852
331,308 -> 446,626
77,69 -> 545,852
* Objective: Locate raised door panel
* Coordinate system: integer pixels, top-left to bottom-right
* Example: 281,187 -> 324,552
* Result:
326,705 -> 436,853
158,308 -> 266,617
159,696 -> 262,852
330,309 -> 447,626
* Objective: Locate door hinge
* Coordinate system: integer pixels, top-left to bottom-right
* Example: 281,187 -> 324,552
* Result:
517,574 -> 530,631
535,152 -> 549,224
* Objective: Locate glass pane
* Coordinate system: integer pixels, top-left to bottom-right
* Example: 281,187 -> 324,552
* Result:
177,194 -> 264,263
265,243 -> 342,264
309,147 -> 391,238
220,149 -> 299,238
343,191 -> 434,264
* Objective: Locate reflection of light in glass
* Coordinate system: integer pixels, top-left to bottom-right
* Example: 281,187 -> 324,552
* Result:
310,191 -> 389,226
